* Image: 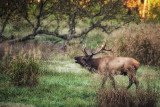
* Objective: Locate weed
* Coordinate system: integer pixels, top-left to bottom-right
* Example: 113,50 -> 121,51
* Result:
97,81 -> 160,107
7,56 -> 41,86
110,24 -> 160,65
0,44 -> 42,86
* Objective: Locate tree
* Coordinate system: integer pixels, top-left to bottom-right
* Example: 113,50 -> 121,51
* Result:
0,0 -> 138,45
0,0 -> 16,42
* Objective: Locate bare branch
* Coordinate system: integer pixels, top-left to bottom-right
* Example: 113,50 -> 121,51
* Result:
34,0 -> 44,32
5,0 -> 136,45
0,10 -> 14,38
72,26 -> 95,38
37,30 -> 68,40
8,33 -> 37,44
107,20 -> 133,34
8,29 -> 67,44
24,16 -> 34,28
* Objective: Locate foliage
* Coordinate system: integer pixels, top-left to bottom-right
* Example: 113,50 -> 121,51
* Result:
97,83 -> 160,107
0,55 -> 96,106
0,44 -> 42,87
0,0 -> 137,44
148,3 -> 160,22
110,24 -> 160,66
5,56 -> 41,86
0,52 -> 160,106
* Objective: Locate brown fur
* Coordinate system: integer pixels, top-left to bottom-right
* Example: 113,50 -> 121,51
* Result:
74,55 -> 140,90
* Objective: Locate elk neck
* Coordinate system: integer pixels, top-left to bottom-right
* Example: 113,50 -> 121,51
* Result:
86,58 -> 101,70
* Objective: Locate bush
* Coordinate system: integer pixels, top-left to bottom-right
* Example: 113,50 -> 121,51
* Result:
111,24 -> 160,65
6,56 -> 41,86
0,44 -> 42,87
97,84 -> 160,107
66,43 -> 83,58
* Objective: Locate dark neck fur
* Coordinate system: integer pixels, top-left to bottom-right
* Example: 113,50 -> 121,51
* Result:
86,58 -> 101,70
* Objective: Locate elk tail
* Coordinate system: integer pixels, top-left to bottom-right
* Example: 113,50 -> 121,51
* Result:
132,59 -> 140,71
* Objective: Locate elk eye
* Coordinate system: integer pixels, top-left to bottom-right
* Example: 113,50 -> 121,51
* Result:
83,57 -> 89,61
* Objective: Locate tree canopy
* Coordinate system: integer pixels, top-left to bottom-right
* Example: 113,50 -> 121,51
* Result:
0,0 -> 138,44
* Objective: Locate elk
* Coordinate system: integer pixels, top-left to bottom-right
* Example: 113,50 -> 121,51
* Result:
74,44 -> 140,90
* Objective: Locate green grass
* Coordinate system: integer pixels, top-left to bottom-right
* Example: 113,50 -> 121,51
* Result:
1,17 -> 160,107
0,53 -> 160,107
0,72 -> 97,107
0,54 -> 99,107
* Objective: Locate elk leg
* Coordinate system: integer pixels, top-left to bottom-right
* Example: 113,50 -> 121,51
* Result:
127,74 -> 139,90
109,74 -> 116,89
133,77 -> 139,90
101,76 -> 107,88
127,77 -> 133,89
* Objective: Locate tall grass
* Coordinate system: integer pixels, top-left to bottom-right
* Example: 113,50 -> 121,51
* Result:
0,43 -> 42,86
97,83 -> 160,107
6,56 -> 41,86
0,22 -> 160,106
109,24 -> 160,66
0,53 -> 97,107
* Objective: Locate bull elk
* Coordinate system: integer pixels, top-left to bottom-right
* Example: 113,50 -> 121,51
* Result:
74,44 -> 140,90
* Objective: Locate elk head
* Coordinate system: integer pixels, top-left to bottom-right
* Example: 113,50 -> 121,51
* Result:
74,44 -> 111,68
74,48 -> 93,67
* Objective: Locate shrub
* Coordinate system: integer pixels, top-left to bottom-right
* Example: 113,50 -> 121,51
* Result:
0,42 -> 8,60
0,42 -> 57,61
0,44 -> 42,87
97,84 -> 160,107
66,43 -> 83,58
6,56 -> 41,86
111,24 -> 160,66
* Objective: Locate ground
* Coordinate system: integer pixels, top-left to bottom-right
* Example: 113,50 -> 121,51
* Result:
0,53 -> 159,107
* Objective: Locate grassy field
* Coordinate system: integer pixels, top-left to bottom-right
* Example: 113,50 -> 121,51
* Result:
0,54 -> 97,107
0,23 -> 160,106
0,52 -> 160,107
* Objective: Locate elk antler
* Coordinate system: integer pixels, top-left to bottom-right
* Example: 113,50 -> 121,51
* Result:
82,47 -> 89,56
82,43 -> 112,56
91,43 -> 112,56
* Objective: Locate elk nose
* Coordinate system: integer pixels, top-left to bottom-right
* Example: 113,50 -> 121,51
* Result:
74,57 -> 77,60
74,56 -> 79,60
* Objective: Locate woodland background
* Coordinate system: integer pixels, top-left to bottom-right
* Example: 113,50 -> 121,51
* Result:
0,0 -> 160,106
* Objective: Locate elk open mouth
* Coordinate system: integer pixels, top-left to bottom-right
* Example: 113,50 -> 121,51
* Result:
75,59 -> 79,63
75,60 -> 78,63
74,57 -> 79,63
74,57 -> 78,63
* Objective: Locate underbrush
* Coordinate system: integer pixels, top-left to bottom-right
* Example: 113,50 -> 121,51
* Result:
0,50 -> 160,106
0,23 -> 160,106
0,42 -> 53,86
5,56 -> 40,86
0,44 -> 42,86
66,43 -> 83,58
0,58 -> 96,107
0,42 -> 59,60
97,83 -> 160,107
109,24 -> 160,66
96,64 -> 160,107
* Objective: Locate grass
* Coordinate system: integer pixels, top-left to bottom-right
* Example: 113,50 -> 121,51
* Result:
0,54 -> 98,107
0,53 -> 160,107
1,23 -> 160,106
0,73 -> 96,107
108,23 -> 160,65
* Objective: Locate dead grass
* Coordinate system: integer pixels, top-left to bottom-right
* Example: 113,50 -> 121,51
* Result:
108,23 -> 160,66
97,83 -> 160,107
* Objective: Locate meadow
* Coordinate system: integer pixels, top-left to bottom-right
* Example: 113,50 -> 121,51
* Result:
0,23 -> 160,107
